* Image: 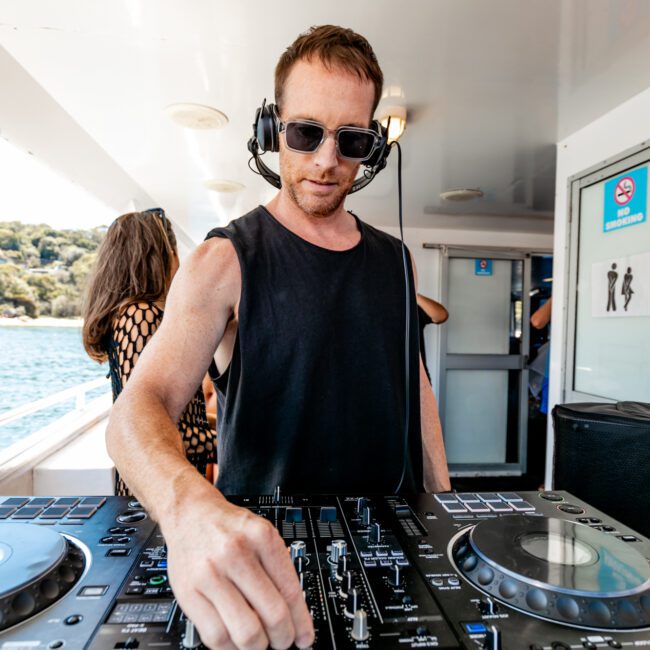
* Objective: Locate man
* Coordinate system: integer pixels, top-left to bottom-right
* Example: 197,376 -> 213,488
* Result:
107,25 -> 450,650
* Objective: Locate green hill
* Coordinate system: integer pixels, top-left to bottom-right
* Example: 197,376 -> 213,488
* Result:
0,221 -> 106,318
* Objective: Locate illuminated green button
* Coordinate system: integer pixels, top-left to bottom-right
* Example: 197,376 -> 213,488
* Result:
149,575 -> 167,586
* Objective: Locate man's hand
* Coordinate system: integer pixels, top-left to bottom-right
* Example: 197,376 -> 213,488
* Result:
162,487 -> 315,650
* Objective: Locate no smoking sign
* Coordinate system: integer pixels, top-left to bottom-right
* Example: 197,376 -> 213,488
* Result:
603,166 -> 647,233
614,176 -> 635,205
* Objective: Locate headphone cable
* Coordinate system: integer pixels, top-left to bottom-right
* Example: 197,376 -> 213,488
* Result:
393,141 -> 411,495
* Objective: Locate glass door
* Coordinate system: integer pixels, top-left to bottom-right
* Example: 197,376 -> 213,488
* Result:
439,249 -> 531,476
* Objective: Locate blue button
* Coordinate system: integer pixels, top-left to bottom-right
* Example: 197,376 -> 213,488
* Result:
465,623 -> 487,634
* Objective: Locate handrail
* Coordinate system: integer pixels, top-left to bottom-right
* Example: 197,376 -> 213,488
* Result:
0,377 -> 110,428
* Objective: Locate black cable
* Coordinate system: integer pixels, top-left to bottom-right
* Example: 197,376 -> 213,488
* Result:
247,155 -> 261,177
248,154 -> 281,189
393,141 -> 411,494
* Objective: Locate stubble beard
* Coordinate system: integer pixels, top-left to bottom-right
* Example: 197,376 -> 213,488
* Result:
286,175 -> 354,218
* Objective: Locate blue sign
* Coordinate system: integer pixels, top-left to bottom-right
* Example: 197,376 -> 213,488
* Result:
475,259 -> 493,276
603,166 -> 647,233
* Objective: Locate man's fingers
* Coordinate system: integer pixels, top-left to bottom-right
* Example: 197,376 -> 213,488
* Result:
200,573 -> 270,650
180,591 -> 236,650
256,529 -> 315,648
221,550 -> 296,649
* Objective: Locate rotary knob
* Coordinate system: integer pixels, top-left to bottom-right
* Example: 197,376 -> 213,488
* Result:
351,608 -> 369,642
330,539 -> 347,564
339,570 -> 353,599
345,587 -> 359,618
289,540 -> 306,561
335,554 -> 348,581
182,619 -> 201,649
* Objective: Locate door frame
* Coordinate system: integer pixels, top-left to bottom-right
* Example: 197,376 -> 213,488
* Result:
432,245 -> 539,477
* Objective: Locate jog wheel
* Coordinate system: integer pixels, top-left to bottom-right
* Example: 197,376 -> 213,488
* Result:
452,516 -> 650,630
0,523 -> 86,631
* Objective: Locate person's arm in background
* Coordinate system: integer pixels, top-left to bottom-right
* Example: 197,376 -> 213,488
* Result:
410,260 -> 451,492
417,293 -> 449,324
420,356 -> 451,492
106,237 -> 314,650
531,297 -> 552,329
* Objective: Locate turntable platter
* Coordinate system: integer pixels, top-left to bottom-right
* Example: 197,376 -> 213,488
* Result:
0,523 -> 86,631
0,523 -> 67,597
452,516 -> 650,629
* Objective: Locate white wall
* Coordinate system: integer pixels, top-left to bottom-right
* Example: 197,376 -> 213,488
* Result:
546,87 -> 650,486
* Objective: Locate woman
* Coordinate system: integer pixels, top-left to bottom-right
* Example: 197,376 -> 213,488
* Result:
82,209 -> 216,495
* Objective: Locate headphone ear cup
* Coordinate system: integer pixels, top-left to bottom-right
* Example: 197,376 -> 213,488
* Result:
364,120 -> 389,169
255,102 -> 280,153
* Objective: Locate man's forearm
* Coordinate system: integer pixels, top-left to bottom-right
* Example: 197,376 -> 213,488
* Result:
107,387 -> 217,523
419,360 -> 451,492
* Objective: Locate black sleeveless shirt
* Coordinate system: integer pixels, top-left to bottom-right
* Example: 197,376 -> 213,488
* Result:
206,206 -> 423,495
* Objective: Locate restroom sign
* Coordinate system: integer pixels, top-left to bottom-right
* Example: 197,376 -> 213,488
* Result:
603,166 -> 647,233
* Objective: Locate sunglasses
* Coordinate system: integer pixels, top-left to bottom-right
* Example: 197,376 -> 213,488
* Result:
277,116 -> 380,162
143,207 -> 168,227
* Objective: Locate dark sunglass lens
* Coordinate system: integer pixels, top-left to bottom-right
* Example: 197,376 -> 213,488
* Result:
338,130 -> 375,159
286,122 -> 323,152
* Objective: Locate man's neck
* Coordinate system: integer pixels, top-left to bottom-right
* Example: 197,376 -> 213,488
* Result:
265,192 -> 360,251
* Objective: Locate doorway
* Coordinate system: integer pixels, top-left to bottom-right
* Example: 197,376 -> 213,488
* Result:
436,248 -> 552,484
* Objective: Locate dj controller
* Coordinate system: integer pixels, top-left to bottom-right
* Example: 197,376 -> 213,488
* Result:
1,490 -> 649,649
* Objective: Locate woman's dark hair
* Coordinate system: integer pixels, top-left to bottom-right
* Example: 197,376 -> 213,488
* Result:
82,210 -> 177,361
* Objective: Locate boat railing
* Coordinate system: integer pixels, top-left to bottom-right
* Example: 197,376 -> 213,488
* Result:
0,377 -> 111,474
0,377 -> 110,428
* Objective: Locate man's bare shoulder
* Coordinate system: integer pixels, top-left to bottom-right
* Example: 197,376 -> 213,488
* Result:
189,236 -> 239,274
167,236 -> 241,317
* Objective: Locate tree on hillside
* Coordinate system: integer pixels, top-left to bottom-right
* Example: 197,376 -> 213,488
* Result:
0,221 -> 103,318
0,228 -> 19,251
38,236 -> 61,263
0,265 -> 38,317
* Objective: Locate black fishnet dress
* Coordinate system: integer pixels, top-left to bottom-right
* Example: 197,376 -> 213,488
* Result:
105,302 -> 216,496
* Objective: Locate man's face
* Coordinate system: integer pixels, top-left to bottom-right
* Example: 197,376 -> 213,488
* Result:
278,58 -> 375,218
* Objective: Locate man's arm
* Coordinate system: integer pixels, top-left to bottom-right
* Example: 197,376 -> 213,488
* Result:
106,237 -> 314,650
419,356 -> 451,492
416,293 -> 449,324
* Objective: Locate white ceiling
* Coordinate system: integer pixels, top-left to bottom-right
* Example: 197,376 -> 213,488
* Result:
1,0 -> 650,243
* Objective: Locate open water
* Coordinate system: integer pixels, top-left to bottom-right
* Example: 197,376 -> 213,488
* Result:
0,325 -> 107,450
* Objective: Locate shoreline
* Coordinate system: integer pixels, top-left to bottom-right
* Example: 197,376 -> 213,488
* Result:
0,317 -> 83,328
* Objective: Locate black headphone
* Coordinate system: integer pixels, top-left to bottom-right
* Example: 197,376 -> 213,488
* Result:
247,99 -> 391,193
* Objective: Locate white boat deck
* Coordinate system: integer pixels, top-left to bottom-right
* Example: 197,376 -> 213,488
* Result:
0,379 -> 115,495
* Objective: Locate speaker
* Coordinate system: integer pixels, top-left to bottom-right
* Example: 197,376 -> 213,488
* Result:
552,401 -> 650,537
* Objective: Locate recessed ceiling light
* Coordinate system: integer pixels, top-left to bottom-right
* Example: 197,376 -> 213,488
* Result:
204,179 -> 245,193
165,103 -> 229,129
439,188 -> 484,202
